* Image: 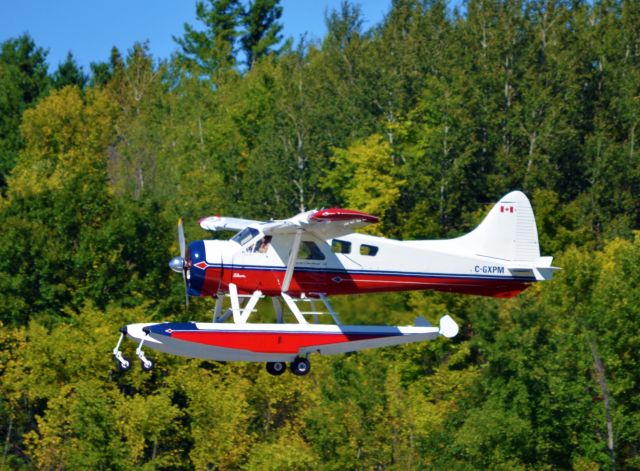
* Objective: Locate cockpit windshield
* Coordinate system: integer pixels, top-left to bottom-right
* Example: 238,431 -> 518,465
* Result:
231,227 -> 259,246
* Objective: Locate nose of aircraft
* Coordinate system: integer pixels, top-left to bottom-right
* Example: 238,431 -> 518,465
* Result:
188,240 -> 206,267
185,240 -> 217,296
168,221 -> 222,300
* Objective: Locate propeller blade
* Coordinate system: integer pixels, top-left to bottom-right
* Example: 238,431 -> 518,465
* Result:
176,217 -> 189,310
182,270 -> 189,309
178,217 -> 186,259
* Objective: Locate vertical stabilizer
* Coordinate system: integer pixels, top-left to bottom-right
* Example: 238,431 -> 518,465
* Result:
457,191 -> 540,262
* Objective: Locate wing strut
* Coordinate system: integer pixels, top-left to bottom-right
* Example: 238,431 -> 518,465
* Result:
281,228 -> 303,293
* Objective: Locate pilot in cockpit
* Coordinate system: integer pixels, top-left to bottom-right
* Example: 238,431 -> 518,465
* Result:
255,235 -> 272,253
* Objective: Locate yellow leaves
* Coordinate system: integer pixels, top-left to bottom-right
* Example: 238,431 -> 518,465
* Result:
167,167 -> 226,222
328,134 -> 404,234
167,364 -> 255,470
24,380 -> 126,470
22,85 -> 115,157
383,347 -> 481,467
572,457 -> 601,471
600,236 -> 633,274
0,322 -> 27,406
23,384 -> 74,470
254,359 -> 322,423
83,86 -> 118,152
115,393 -> 182,466
21,86 -> 86,157
2,304 -> 151,404
12,305 -> 188,469
7,86 -> 116,199
243,425 -> 320,471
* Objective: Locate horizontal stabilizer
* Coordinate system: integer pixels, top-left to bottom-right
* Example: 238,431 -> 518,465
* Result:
508,256 -> 560,281
534,266 -> 561,281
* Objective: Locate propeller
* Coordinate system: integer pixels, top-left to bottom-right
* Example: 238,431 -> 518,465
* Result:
169,217 -> 190,309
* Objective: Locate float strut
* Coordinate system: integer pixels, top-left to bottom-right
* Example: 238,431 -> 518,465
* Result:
135,330 -> 154,371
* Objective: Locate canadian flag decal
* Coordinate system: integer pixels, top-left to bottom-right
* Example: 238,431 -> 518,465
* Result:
500,205 -> 515,213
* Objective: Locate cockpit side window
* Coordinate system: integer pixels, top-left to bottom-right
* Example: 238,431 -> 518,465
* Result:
231,227 -> 259,246
253,236 -> 272,253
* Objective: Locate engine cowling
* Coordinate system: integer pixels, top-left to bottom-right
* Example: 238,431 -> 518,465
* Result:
186,240 -> 224,297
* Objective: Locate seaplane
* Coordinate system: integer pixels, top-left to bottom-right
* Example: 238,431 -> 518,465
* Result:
113,191 -> 557,376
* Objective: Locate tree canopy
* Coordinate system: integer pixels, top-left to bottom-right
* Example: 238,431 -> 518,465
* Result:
1,0 -> 640,468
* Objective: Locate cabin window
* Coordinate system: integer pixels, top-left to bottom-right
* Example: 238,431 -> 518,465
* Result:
298,241 -> 326,260
331,239 -> 352,254
360,244 -> 379,256
231,227 -> 259,246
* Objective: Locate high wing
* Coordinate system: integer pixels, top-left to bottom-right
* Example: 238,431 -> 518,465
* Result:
199,208 -> 379,240
260,208 -> 379,293
199,216 -> 262,232
260,208 -> 379,240
199,208 -> 379,294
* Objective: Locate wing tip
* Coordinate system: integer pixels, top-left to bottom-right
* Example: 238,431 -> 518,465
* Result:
439,315 -> 459,338
311,208 -> 379,224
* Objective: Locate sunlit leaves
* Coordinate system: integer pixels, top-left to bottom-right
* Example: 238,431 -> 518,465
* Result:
7,86 -> 115,199
327,134 -> 404,235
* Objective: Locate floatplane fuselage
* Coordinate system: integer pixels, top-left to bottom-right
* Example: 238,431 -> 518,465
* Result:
114,191 -> 557,376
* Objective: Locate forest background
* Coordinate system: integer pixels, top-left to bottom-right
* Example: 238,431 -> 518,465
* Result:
1,0 -> 639,469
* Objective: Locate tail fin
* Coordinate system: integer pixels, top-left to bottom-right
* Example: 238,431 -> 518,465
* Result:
458,191 -> 540,262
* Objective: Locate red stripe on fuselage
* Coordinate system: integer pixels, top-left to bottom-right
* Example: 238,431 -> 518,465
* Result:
205,267 -> 531,298
171,331 -> 390,354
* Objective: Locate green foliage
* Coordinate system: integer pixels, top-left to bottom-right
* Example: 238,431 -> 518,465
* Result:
174,0 -> 244,75
2,0 -> 640,469
51,52 -> 88,89
240,0 -> 283,69
89,47 -> 125,87
174,0 -> 284,75
0,34 -> 49,189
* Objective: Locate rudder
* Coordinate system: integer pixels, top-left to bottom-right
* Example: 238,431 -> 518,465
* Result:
457,191 -> 540,262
